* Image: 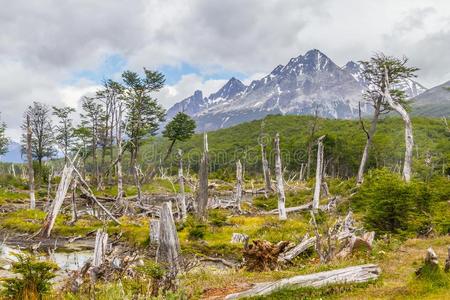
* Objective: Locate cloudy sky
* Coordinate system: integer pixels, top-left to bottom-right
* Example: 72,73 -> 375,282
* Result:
1,0 -> 449,141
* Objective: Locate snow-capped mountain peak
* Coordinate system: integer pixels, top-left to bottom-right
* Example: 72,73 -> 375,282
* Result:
166,49 -> 428,132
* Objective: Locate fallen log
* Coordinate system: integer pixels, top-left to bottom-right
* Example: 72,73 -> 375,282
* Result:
278,234 -> 316,263
264,202 -> 312,215
225,264 -> 381,299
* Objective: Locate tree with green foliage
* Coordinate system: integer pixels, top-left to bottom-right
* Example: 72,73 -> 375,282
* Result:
80,97 -> 104,185
0,114 -> 9,156
52,106 -> 75,163
162,112 -> 196,161
73,125 -> 91,179
356,53 -> 418,184
121,69 -> 166,170
21,102 -> 56,168
1,255 -> 58,300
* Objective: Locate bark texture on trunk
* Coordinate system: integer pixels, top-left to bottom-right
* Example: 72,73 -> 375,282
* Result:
42,162 -> 75,237
235,160 -> 243,211
356,101 -> 381,185
177,149 -> 187,222
116,105 -> 124,201
149,219 -> 160,246
313,135 -> 325,211
93,229 -> 108,267
156,202 -> 181,273
383,69 -> 414,182
26,115 -> 35,209
274,133 -> 287,220
197,133 -> 209,219
260,143 -> 272,194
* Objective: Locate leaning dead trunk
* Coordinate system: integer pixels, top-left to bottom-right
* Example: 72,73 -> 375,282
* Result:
177,149 -> 187,222
197,133 -> 209,219
274,133 -> 287,220
356,101 -> 381,185
313,135 -> 325,211
225,264 -> 381,299
156,202 -> 181,273
235,160 -> 243,211
26,115 -> 35,210
384,68 -> 413,182
41,162 -> 75,237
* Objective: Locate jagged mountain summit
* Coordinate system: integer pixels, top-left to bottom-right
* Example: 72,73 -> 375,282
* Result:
166,49 -> 427,131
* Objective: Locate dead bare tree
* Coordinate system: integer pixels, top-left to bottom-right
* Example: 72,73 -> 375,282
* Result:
41,157 -> 77,237
274,133 -> 287,220
197,133 -> 209,219
235,159 -> 243,211
313,135 -> 325,211
25,115 -> 36,210
177,149 -> 187,221
384,68 -> 414,182
306,108 -> 319,179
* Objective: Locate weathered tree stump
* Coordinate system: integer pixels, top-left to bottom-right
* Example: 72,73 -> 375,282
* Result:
156,202 -> 181,273
93,229 -> 108,268
445,246 -> 450,273
416,247 -> 439,276
231,233 -> 249,245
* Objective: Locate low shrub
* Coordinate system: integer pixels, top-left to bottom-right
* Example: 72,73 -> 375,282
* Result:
1,254 -> 58,300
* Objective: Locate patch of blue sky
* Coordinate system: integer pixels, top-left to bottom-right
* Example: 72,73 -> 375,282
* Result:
65,55 -> 246,86
64,54 -> 127,85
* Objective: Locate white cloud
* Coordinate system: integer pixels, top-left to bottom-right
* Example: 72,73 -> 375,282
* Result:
1,0 -> 450,140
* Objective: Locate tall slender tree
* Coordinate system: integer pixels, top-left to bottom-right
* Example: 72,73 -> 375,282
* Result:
52,106 -> 75,162
121,69 -> 165,181
80,97 -> 104,185
21,102 -> 55,168
356,54 -> 418,184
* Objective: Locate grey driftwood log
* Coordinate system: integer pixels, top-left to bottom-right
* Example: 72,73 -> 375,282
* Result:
225,264 -> 381,299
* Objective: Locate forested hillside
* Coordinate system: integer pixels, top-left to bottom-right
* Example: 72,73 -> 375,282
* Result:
147,115 -> 449,180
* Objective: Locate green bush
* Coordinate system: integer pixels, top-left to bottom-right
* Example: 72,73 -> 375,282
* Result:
185,216 -> 207,240
208,209 -> 229,227
351,169 -> 434,236
1,254 -> 58,300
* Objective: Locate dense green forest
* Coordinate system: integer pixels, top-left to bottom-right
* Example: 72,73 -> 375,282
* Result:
142,114 -> 450,180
